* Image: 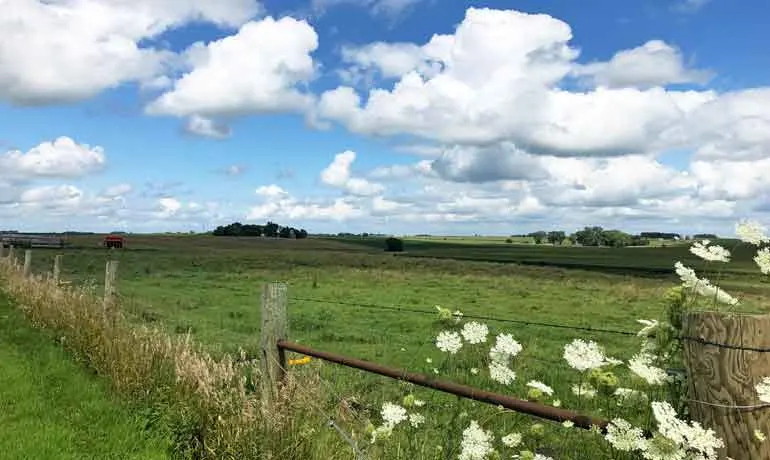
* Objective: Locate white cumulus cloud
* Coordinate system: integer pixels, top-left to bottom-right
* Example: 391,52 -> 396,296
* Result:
320,150 -> 384,196
146,16 -> 318,118
0,0 -> 262,105
1,137 -> 106,179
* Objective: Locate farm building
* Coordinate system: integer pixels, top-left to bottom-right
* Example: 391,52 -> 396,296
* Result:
0,233 -> 67,248
103,235 -> 125,249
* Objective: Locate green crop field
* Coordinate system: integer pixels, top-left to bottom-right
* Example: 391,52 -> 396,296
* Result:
0,293 -> 168,460
6,234 -> 769,458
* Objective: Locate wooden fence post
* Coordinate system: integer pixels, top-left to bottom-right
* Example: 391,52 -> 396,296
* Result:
23,250 -> 32,278
260,281 -> 288,405
683,311 -> 770,459
8,246 -> 15,266
104,260 -> 118,309
53,255 -> 62,283
0,244 -> 5,259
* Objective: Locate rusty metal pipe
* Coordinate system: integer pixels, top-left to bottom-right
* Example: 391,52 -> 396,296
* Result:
277,339 -> 610,432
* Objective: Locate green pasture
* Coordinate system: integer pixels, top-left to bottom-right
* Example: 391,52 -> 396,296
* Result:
5,234 -> 768,458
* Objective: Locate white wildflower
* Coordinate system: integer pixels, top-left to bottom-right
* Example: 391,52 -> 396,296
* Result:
572,382 -> 596,399
414,399 -> 425,407
651,401 -> 724,459
629,353 -> 669,385
754,430 -> 766,442
488,361 -> 516,385
381,402 -> 407,428
461,321 -> 489,344
563,339 -> 613,371
562,420 -> 574,428
433,368 -> 439,374
489,333 -> 523,362
534,454 -> 554,460
426,357 -> 433,363
674,262 -> 739,306
689,240 -> 731,263
453,310 -> 464,323
756,376 -> 770,403
470,367 -> 479,375
458,420 -> 493,460
736,219 -> 768,245
501,432 -> 522,448
526,380 -> 554,396
605,418 -> 645,452
552,399 -> 562,407
436,330 -> 463,354
409,413 -> 425,428
755,248 -> 770,275
614,388 -> 648,405
636,319 -> 659,337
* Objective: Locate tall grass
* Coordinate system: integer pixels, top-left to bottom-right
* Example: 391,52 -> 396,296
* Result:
0,257 -> 352,460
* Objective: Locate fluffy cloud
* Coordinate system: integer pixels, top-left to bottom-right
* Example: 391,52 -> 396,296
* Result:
184,115 -> 232,139
0,137 -> 105,180
573,40 -> 712,89
146,16 -> 318,118
248,185 -> 363,221
102,184 -> 133,198
320,151 -> 384,196
318,8 -> 717,157
0,0 -> 262,105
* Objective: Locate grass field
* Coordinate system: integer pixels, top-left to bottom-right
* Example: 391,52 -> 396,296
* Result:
0,292 -> 168,460
6,234 -> 768,458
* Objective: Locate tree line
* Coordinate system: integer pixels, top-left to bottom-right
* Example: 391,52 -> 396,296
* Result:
212,221 -> 308,239
522,227 -> 694,248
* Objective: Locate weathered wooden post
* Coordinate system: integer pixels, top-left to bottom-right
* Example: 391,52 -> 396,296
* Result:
8,245 -> 15,266
53,254 -> 63,284
23,250 -> 32,278
683,311 -> 770,459
260,281 -> 288,405
103,260 -> 119,309
0,244 -> 5,259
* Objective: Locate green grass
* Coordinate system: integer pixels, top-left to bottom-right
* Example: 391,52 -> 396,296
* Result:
0,292 -> 169,460
6,234 -> 769,458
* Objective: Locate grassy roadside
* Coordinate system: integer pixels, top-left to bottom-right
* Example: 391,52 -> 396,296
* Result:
0,292 -> 169,460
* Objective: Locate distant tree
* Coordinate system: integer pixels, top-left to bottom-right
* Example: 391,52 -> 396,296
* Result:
547,231 -> 566,245
631,236 -> 650,246
505,238 -> 513,244
279,226 -> 293,238
384,237 -> 404,252
296,229 -> 308,239
528,231 -> 547,244
264,221 -> 280,237
574,226 -> 605,246
601,229 -> 633,248
639,232 -> 682,240
693,233 -> 718,240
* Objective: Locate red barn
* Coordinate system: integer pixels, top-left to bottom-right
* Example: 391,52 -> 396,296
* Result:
103,235 -> 124,249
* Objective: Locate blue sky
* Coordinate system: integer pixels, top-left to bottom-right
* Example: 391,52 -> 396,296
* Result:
1,0 -> 769,236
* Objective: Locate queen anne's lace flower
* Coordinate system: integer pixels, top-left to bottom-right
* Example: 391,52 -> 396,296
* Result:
436,330 -> 463,354
381,402 -> 407,428
461,321 -> 489,344
605,418 -> 645,452
501,432 -> 522,448
458,420 -> 493,460
572,382 -> 596,399
526,380 -> 554,396
754,248 -> 770,275
489,361 -> 516,385
629,353 -> 669,385
689,240 -> 731,262
674,262 -> 739,306
736,219 -> 769,245
408,413 -> 425,428
563,339 -> 614,371
489,333 -> 522,362
614,387 -> 648,405
650,401 -> 724,460
636,319 -> 659,337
